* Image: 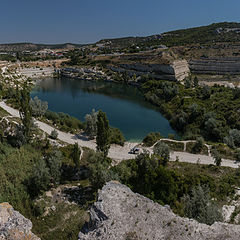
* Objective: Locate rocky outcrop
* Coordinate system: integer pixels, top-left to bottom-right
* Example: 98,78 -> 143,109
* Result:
189,57 -> 240,75
0,202 -> 40,240
109,59 -> 190,81
17,67 -> 54,78
78,181 -> 240,240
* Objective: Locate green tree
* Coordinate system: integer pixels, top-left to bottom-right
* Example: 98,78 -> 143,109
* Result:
71,143 -> 81,168
30,96 -> 48,117
50,129 -> 58,139
236,148 -> 240,162
153,141 -> 170,166
182,185 -> 222,225
45,149 -> 62,184
19,82 -> 32,142
96,110 -> 110,157
85,109 -> 98,138
192,137 -> 204,153
193,76 -> 199,87
212,149 -> 222,167
32,157 -> 51,194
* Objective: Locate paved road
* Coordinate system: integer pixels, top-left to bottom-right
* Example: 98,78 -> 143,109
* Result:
0,101 -> 238,168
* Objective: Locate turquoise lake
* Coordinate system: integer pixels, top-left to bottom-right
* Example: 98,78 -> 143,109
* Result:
31,77 -> 176,142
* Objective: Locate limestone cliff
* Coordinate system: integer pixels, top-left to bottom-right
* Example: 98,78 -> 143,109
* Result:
0,202 -> 40,240
189,57 -> 240,75
78,181 -> 240,240
110,59 -> 190,81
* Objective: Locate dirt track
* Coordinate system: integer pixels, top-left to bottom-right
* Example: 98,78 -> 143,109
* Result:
0,101 -> 238,168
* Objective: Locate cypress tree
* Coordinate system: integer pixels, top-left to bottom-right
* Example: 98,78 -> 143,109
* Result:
96,110 -> 110,157
19,82 -> 32,142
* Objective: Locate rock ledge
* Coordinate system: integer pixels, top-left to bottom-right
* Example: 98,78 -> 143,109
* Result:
0,202 -> 40,240
79,181 -> 240,240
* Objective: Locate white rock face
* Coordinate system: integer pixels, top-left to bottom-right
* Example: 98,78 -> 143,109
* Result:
0,202 -> 40,240
189,57 -> 240,75
79,181 -> 240,240
110,60 -> 190,81
222,205 -> 235,222
17,67 -> 54,78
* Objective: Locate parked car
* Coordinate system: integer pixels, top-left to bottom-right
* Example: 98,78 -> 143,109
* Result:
129,147 -> 141,154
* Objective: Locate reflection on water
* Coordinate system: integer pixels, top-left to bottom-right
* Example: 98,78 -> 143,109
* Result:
32,77 -> 176,142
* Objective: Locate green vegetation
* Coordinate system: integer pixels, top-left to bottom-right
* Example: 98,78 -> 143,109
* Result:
30,96 -> 48,117
142,80 -> 240,148
112,153 -> 239,222
182,185 -> 222,225
96,110 -> 110,157
19,82 -> 32,142
142,132 -> 162,147
45,110 -> 83,133
71,143 -> 81,168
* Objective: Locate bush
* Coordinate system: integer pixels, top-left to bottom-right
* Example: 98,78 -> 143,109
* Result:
192,137 -> 204,153
109,127 -> 125,146
142,132 -> 162,147
30,96 -> 48,117
153,142 -> 170,166
182,185 -> 222,225
212,149 -> 222,167
50,129 -> 58,139
236,149 -> 240,162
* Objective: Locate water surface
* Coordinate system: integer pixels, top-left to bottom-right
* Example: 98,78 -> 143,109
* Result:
31,78 -> 176,142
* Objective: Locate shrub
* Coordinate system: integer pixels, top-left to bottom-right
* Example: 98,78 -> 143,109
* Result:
182,185 -> 222,225
153,142 -> 170,166
30,96 -> 48,117
50,129 -> 58,139
192,137 -> 204,153
109,127 -> 125,146
142,132 -> 162,147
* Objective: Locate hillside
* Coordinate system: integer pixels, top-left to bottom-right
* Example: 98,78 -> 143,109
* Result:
0,42 -> 83,52
97,22 -> 240,48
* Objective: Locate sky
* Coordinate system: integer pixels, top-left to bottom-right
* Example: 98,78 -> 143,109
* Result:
1,0 -> 240,44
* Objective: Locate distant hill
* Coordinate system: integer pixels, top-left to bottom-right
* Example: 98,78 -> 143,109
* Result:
0,43 -> 83,52
97,22 -> 240,48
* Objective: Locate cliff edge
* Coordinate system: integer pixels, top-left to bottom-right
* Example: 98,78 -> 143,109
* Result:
0,202 -> 40,240
78,181 -> 240,240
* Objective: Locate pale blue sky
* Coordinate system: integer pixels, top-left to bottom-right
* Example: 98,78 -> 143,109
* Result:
1,0 -> 240,44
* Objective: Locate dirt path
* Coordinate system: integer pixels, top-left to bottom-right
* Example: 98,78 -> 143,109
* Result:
0,101 -> 239,168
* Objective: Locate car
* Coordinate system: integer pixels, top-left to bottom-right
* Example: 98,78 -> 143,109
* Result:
129,147 -> 141,154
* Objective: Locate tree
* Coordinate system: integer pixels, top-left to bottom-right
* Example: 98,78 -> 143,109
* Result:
50,129 -> 58,139
182,185 -> 222,225
85,109 -> 98,138
235,148 -> 240,162
71,143 -> 81,168
224,129 -> 240,148
88,151 -> 117,190
193,76 -> 199,87
19,82 -> 32,142
192,137 -> 204,153
184,77 -> 192,88
201,85 -> 211,99
212,149 -> 222,166
153,141 -> 170,166
96,110 -> 110,157
30,96 -> 48,117
45,149 -> 62,184
31,157 -> 50,194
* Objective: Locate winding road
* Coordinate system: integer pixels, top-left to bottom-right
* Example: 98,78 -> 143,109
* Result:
0,101 -> 238,169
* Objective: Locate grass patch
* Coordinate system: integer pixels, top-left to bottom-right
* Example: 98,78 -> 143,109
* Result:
161,140 -> 184,151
